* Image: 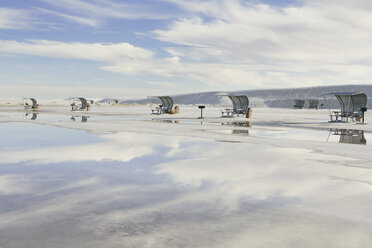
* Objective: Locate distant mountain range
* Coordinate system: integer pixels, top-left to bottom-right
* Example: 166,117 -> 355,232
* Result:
99,84 -> 372,108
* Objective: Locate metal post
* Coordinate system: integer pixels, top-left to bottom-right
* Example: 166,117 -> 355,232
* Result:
361,107 -> 367,123
347,95 -> 351,122
198,105 -> 205,119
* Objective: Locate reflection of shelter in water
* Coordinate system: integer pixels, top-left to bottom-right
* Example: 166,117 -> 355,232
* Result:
71,116 -> 89,122
330,129 -> 366,145
24,112 -> 38,120
232,129 -> 249,135
152,119 -> 179,124
221,122 -> 252,128
221,122 -> 251,135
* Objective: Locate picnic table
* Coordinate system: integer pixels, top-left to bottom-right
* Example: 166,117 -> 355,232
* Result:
221,108 -> 245,117
221,108 -> 234,117
152,105 -> 164,115
330,111 -> 360,122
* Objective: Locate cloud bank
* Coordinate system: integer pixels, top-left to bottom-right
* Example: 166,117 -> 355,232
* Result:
2,0 -> 372,91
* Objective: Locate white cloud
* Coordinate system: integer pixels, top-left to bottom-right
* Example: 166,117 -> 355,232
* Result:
0,8 -> 32,29
0,84 -> 183,99
0,40 -> 152,62
0,39 -> 261,89
0,38 -> 361,92
151,0 -> 372,87
35,7 -> 100,27
146,81 -> 177,89
4,0 -> 372,90
0,1 -> 172,31
39,0 -> 170,21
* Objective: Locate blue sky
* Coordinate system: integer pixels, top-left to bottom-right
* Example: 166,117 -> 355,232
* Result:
0,0 -> 371,98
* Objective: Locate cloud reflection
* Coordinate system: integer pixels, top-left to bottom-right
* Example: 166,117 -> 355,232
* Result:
2,127 -> 372,247
0,132 -> 180,164
156,142 -> 372,215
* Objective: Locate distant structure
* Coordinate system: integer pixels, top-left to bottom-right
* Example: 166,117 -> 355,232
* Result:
22,98 -> 39,110
326,92 -> 368,122
97,98 -> 120,105
219,94 -> 250,118
68,97 -> 88,111
149,96 -> 177,114
107,99 -> 120,105
293,99 -> 305,109
308,99 -> 319,109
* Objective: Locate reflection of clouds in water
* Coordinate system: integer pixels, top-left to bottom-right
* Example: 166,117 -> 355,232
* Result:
2,132 -> 372,247
0,182 -> 135,226
0,175 -> 33,195
0,174 -> 101,196
80,142 -> 372,247
0,132 -> 180,164
156,143 -> 372,216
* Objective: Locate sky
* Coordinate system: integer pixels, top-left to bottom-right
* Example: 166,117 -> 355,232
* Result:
1,0 -> 372,98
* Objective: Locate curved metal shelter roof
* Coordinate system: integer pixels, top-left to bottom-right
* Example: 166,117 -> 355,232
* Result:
22,98 -> 37,108
228,95 -> 249,114
68,97 -> 88,110
326,92 -> 367,113
79,97 -> 88,110
158,96 -> 174,113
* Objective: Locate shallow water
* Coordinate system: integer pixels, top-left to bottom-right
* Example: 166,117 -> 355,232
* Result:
151,118 -> 372,145
4,111 -> 371,145
1,122 -> 372,247
0,111 -> 147,122
206,126 -> 370,145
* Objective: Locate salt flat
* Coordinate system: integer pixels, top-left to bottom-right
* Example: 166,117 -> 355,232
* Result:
0,105 -> 372,248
